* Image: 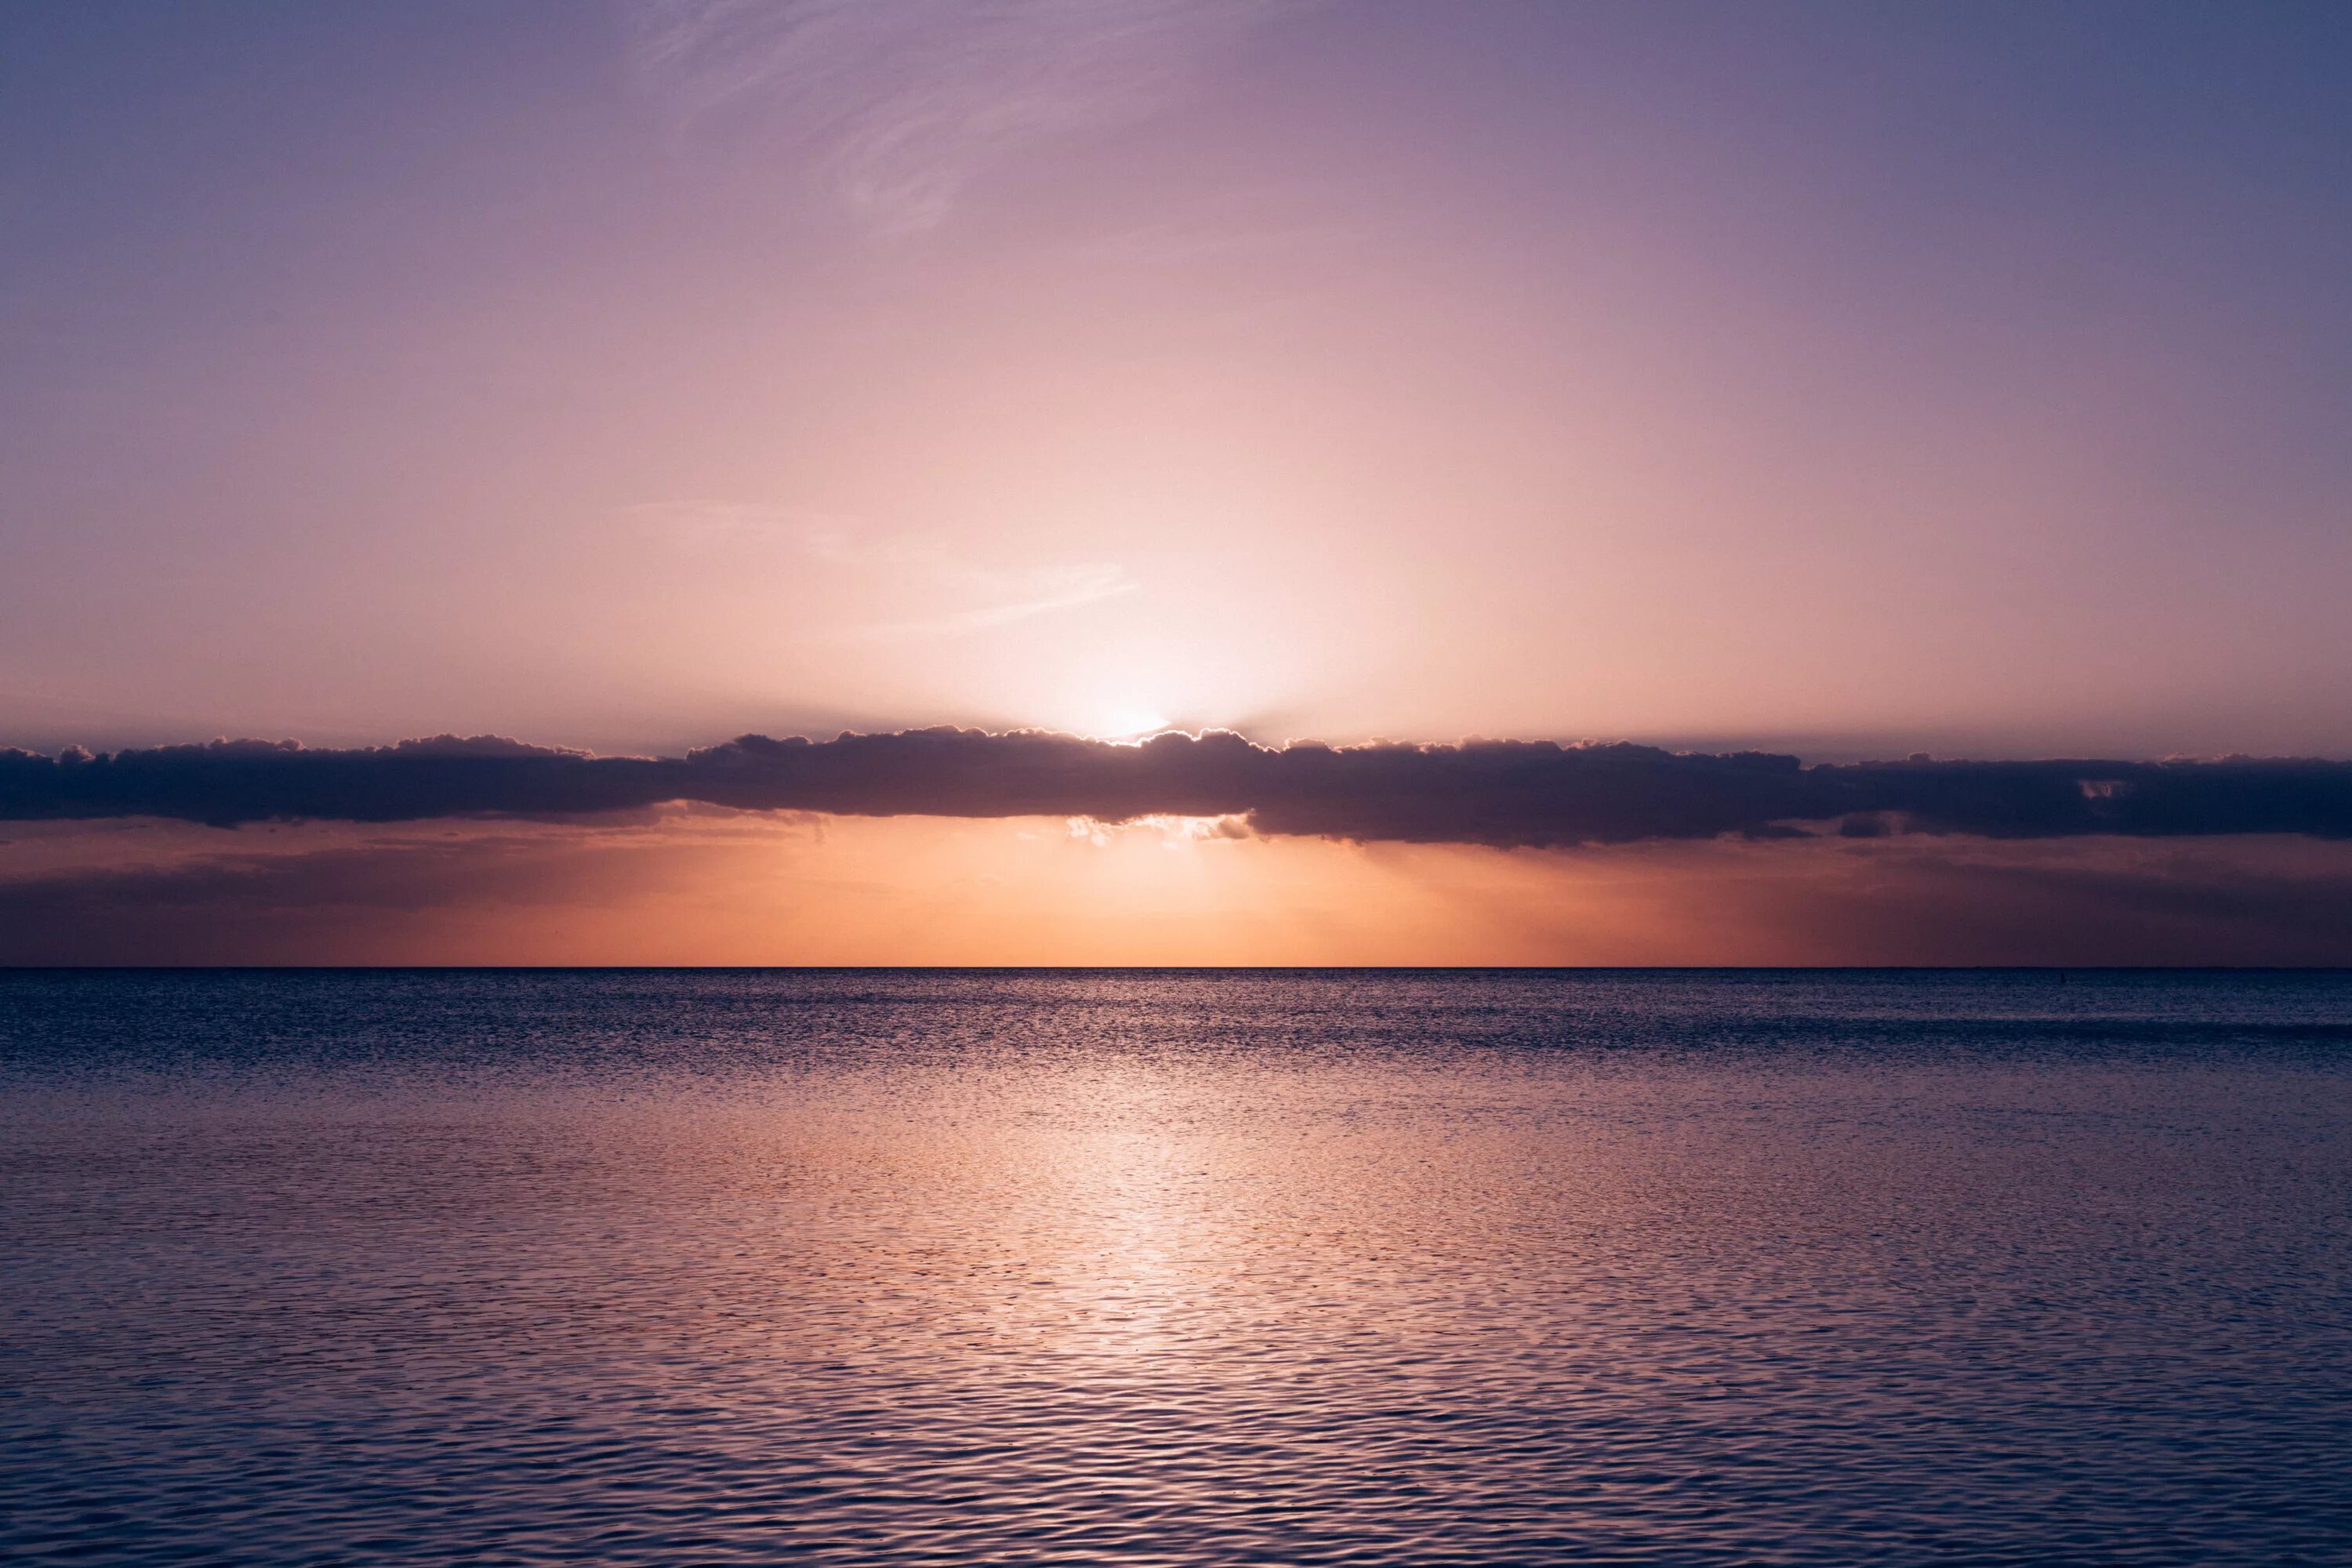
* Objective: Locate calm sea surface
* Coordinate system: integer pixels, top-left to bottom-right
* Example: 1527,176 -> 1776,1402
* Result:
3,969 -> 2349,1565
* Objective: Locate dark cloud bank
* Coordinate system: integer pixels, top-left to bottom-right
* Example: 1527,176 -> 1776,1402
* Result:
5,729 -> 2352,846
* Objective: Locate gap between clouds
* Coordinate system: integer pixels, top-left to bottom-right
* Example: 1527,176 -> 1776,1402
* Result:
5,818 -> 2352,967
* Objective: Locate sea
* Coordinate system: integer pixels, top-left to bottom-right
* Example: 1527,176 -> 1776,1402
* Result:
2,969 -> 2348,1565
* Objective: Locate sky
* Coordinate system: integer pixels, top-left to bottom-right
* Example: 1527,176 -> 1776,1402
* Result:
4,1 -> 2350,964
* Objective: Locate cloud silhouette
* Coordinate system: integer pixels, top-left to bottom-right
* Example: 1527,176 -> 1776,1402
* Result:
5,729 -> 2352,846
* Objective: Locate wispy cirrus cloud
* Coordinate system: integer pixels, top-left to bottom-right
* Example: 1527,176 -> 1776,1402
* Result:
845,560 -> 1137,640
793,517 -> 1138,639
621,0 -> 1306,233
629,501 -> 1137,640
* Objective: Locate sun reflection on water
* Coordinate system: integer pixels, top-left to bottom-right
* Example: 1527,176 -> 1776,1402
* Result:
8,971 -> 2350,1563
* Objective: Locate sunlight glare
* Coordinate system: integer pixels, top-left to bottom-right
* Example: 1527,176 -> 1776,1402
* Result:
1097,705 -> 1171,740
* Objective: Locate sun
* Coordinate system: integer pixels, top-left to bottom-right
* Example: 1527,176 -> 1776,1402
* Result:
1096,704 -> 1170,740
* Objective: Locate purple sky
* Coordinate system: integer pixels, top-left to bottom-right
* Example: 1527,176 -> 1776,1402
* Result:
3,2 -> 2349,961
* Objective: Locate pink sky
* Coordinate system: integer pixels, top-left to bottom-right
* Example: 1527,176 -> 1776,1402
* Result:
3,3 -> 2349,962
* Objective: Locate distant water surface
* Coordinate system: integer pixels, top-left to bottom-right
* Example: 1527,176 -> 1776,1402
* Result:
3,969 -> 2350,1565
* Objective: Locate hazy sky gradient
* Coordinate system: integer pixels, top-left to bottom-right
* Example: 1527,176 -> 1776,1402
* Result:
9,1 -> 2348,755
5,3 -> 2350,962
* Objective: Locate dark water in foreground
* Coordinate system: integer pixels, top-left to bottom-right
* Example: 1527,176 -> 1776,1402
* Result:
3,971 -> 2350,1566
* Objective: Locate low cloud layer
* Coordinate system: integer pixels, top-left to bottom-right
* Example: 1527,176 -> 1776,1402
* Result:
5,729 -> 2351,847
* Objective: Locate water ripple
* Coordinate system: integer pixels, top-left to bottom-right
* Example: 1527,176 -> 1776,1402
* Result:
2,970 -> 2349,1563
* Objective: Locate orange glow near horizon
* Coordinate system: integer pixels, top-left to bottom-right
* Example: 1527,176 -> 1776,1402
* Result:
6,809 -> 2350,967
